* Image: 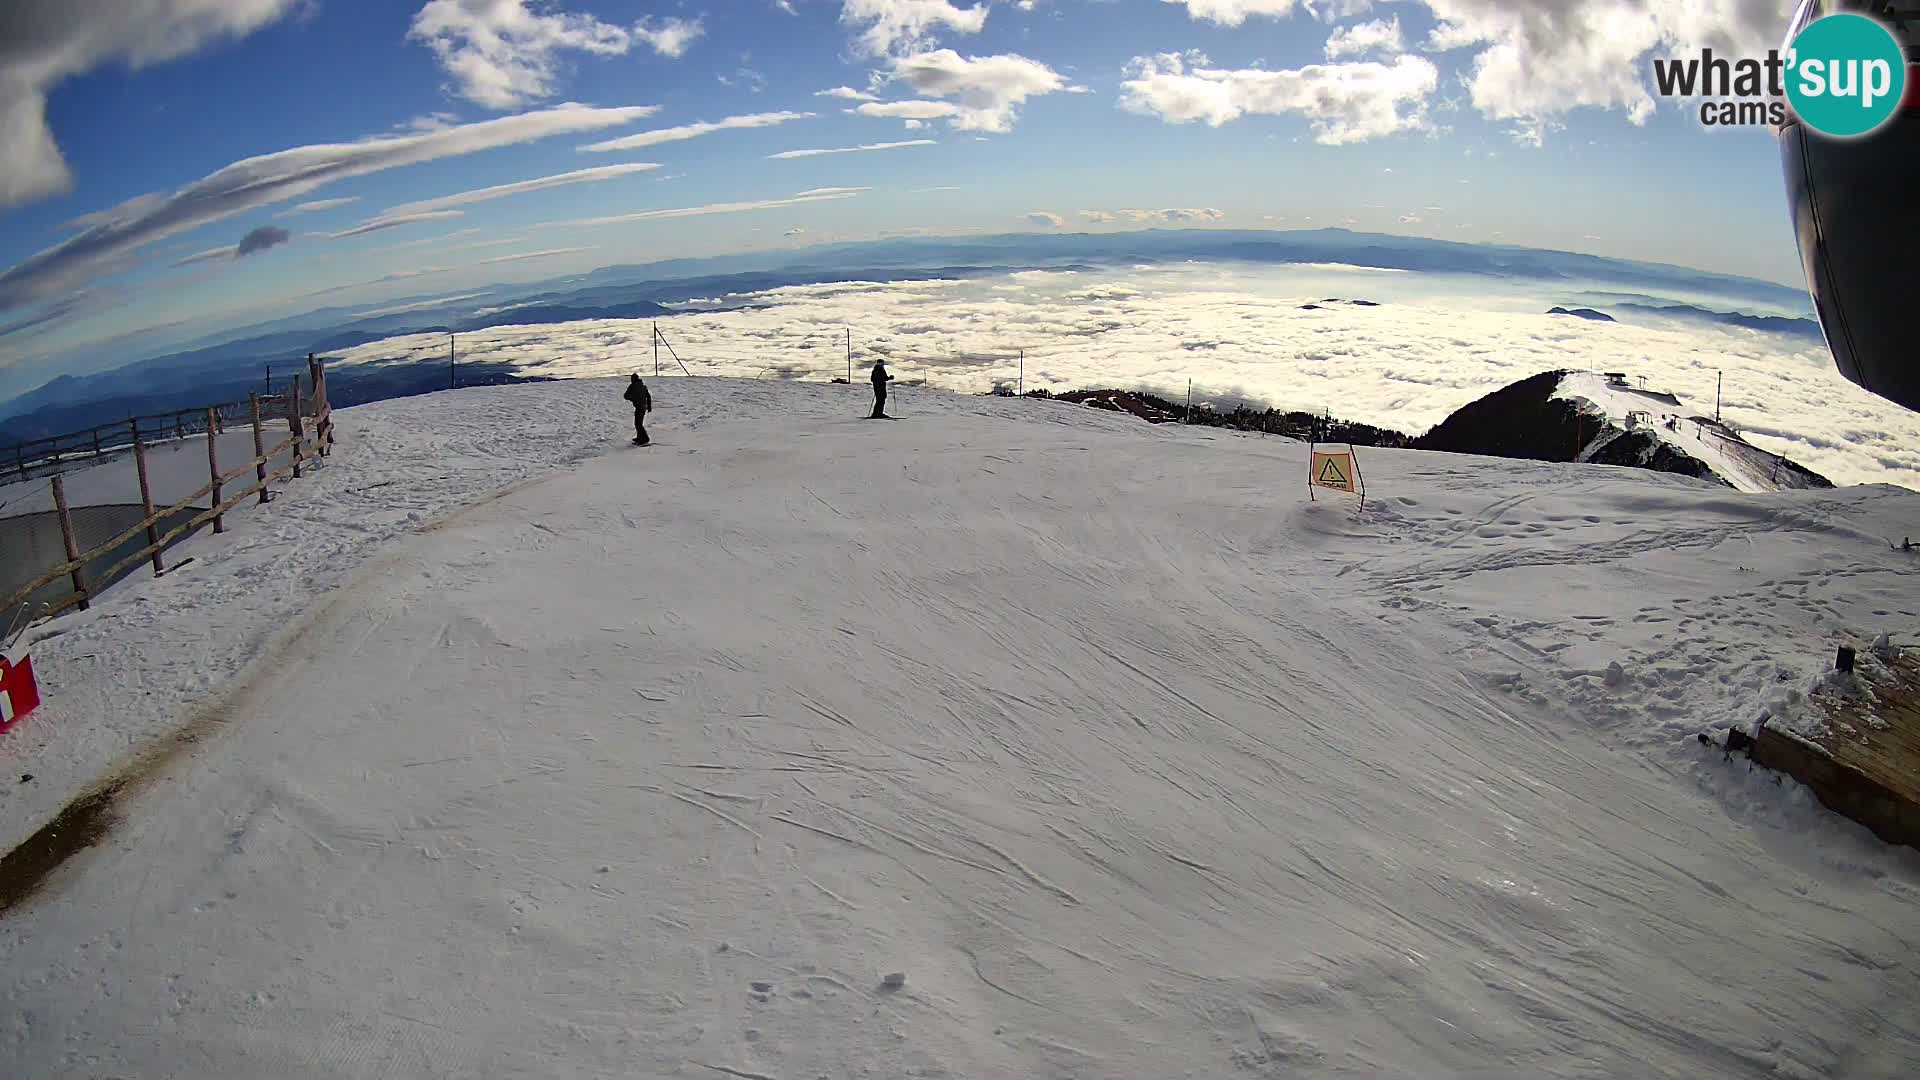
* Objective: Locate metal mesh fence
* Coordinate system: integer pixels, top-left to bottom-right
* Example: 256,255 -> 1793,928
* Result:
0,503 -> 204,615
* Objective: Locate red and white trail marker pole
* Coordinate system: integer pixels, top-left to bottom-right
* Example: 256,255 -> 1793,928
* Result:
0,653 -> 41,733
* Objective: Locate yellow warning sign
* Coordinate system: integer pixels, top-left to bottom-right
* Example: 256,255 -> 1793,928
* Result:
1310,451 -> 1357,493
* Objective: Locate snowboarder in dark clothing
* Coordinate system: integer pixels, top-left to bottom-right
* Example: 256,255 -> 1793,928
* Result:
624,373 -> 652,445
870,360 -> 893,418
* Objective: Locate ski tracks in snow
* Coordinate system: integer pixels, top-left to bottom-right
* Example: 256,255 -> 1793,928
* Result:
3,382 -> 1919,1077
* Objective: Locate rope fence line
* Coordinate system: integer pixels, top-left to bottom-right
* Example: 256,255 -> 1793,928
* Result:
435,323 -> 1370,429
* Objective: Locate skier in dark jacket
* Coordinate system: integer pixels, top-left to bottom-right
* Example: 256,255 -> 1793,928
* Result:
624,373 -> 652,445
869,360 -> 893,419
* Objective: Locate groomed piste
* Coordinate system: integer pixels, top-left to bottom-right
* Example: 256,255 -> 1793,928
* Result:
2,376 -> 1917,1078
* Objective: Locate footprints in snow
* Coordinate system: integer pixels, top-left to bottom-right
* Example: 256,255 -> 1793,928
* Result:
737,969 -> 903,1006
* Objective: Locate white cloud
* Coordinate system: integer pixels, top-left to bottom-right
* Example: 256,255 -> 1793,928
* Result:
1080,208 -> 1226,224
1415,0 -> 1785,143
173,246 -> 237,268
1325,16 -> 1404,58
384,163 -> 659,216
349,292 -> 493,319
1119,50 -> 1436,144
407,2 -> 696,110
480,246 -> 595,265
881,50 -> 1066,132
1309,0 -> 1376,20
1399,212 -> 1423,223
365,227 -> 486,256
904,119 -> 927,129
841,0 -> 990,57
769,139 -> 936,158
553,188 -> 869,227
330,210 -> 468,240
1160,0 -> 1302,26
579,111 -> 814,152
854,100 -> 963,120
0,103 -> 655,317
634,16 -> 704,57
775,0 -> 798,13
817,86 -> 880,102
1161,208 -> 1226,222
405,112 -> 464,132
279,197 -> 362,216
1026,212 -> 1067,227
0,0 -> 305,209
716,67 -> 768,92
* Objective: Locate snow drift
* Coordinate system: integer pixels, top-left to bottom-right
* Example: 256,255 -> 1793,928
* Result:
1,377 -> 1917,1078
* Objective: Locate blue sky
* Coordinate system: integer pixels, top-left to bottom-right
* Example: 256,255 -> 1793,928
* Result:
0,0 -> 1808,394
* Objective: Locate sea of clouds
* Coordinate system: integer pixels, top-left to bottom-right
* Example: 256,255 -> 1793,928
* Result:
332,263 -> 1919,490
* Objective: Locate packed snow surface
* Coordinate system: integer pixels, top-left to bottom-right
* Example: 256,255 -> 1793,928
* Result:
3,377 -> 1918,1078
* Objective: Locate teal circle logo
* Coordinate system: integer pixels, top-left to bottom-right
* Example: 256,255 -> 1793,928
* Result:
1786,13 -> 1907,137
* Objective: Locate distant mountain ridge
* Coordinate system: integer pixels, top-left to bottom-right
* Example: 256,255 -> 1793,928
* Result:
1611,303 -> 1825,340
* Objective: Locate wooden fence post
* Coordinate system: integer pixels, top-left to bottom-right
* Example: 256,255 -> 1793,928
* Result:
206,408 -> 224,534
250,394 -> 269,504
290,374 -> 305,480
51,474 -> 89,612
133,433 -> 165,576
310,355 -> 333,456
92,427 -> 102,458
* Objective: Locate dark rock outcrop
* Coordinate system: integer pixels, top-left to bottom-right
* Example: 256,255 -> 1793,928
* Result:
1412,370 -> 1591,462
1413,369 -> 1833,489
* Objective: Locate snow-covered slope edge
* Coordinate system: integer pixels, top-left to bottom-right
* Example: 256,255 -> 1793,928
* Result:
1413,369 -> 1834,492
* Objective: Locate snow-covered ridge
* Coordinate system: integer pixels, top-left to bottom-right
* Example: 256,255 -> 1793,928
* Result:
1555,371 -> 1830,493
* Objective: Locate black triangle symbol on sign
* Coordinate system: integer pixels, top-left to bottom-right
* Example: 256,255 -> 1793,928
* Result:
1317,458 -> 1349,484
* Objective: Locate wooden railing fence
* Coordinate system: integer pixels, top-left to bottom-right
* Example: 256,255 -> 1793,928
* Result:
2,356 -> 335,622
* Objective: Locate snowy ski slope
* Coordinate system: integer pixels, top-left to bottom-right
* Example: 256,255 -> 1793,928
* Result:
2,377 -> 1917,1078
1555,372 -> 1821,493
